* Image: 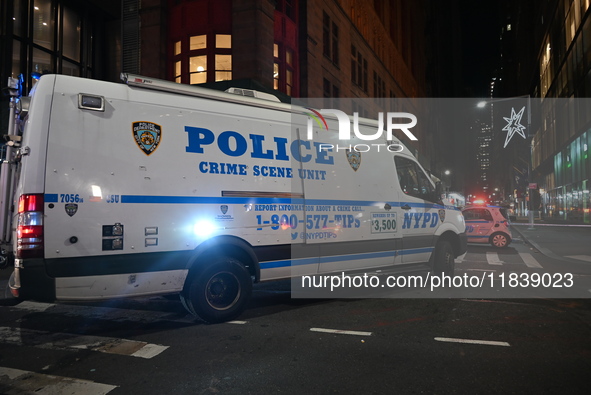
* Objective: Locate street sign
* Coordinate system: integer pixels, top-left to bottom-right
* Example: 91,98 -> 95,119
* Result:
528,183 -> 537,189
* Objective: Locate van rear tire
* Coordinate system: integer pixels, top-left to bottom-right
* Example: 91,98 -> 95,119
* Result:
182,256 -> 252,324
431,240 -> 455,275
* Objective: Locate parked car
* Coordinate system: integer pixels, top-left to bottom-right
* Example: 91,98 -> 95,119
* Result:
462,205 -> 512,248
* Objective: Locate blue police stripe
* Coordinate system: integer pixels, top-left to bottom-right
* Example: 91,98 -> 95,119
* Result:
259,248 -> 433,269
116,195 -> 457,210
43,193 -> 460,211
45,194 -> 58,203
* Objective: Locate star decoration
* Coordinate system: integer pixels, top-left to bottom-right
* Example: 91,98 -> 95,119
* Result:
502,106 -> 527,148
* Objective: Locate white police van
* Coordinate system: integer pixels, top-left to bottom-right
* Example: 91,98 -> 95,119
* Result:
0,74 -> 466,322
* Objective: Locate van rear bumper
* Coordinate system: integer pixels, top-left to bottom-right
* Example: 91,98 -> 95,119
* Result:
10,259 -> 56,301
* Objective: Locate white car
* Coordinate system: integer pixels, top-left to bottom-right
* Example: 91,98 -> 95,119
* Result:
462,206 -> 512,248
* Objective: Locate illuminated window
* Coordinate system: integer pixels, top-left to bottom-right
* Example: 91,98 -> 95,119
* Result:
190,35 -> 207,50
274,1 -> 299,96
12,0 -> 92,90
172,34 -> 232,84
273,43 -> 296,96
216,34 -> 231,49
174,61 -> 181,83
190,55 -> 207,84
215,54 -> 232,81
33,0 -> 54,50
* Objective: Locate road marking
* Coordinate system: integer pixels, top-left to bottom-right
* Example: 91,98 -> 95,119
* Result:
0,327 -> 168,359
0,366 -> 117,394
518,252 -> 543,268
13,300 -> 54,312
486,252 -> 504,265
310,328 -> 372,337
565,255 -> 591,262
454,253 -> 467,263
434,337 -> 510,347
12,301 -> 196,324
227,320 -> 248,325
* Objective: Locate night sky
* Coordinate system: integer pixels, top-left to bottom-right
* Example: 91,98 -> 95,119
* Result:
459,0 -> 502,96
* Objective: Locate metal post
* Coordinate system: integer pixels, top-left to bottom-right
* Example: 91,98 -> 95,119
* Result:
527,96 -> 535,230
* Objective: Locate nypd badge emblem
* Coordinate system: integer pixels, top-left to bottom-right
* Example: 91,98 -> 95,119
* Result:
345,149 -> 361,171
220,205 -> 228,214
133,121 -> 162,155
438,209 -> 446,222
65,203 -> 78,217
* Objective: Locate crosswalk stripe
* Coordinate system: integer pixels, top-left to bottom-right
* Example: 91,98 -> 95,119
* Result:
12,300 -> 196,324
0,327 -> 168,359
310,327 -> 372,336
518,252 -> 543,268
486,252 -> 504,265
0,366 -> 117,394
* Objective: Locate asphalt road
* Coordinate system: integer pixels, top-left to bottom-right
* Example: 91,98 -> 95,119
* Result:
1,230 -> 591,394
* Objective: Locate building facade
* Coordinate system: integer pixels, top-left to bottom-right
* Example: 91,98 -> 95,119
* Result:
2,0 -> 446,176
505,0 -> 591,223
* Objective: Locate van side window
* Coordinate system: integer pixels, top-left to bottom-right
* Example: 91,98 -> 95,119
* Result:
394,156 -> 436,201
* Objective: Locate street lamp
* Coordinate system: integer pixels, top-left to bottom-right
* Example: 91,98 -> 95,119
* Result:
477,95 -> 534,229
443,170 -> 451,198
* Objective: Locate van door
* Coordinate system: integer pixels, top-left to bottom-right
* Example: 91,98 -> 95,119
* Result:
393,155 -> 439,264
302,131 -> 402,274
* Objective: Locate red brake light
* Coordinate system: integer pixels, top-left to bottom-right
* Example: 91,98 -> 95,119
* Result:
16,194 -> 44,259
18,194 -> 44,213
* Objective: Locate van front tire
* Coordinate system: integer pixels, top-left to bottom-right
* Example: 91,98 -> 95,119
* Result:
181,256 -> 252,324
431,240 -> 455,275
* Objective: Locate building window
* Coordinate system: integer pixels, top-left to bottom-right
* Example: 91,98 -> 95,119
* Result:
273,43 -> 297,96
323,12 -> 339,65
173,33 -> 232,84
276,0 -> 296,21
11,0 -> 95,92
351,45 -> 368,92
189,55 -> 207,84
373,71 -> 386,108
323,78 -> 339,108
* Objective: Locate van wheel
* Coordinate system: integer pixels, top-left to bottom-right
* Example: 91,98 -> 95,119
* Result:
431,240 -> 455,275
182,256 -> 252,324
490,232 -> 510,248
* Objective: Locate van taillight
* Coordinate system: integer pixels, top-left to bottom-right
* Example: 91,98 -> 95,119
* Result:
16,194 -> 44,259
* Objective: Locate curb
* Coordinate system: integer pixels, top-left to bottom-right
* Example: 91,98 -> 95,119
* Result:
511,225 -> 587,265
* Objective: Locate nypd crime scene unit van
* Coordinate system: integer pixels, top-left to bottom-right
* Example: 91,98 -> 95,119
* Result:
0,74 -> 467,323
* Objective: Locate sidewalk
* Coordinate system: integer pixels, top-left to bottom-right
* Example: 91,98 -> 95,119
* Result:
511,216 -> 591,264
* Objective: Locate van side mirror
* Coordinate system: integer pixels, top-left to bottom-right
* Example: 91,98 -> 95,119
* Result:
435,181 -> 443,196
432,181 -> 444,204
